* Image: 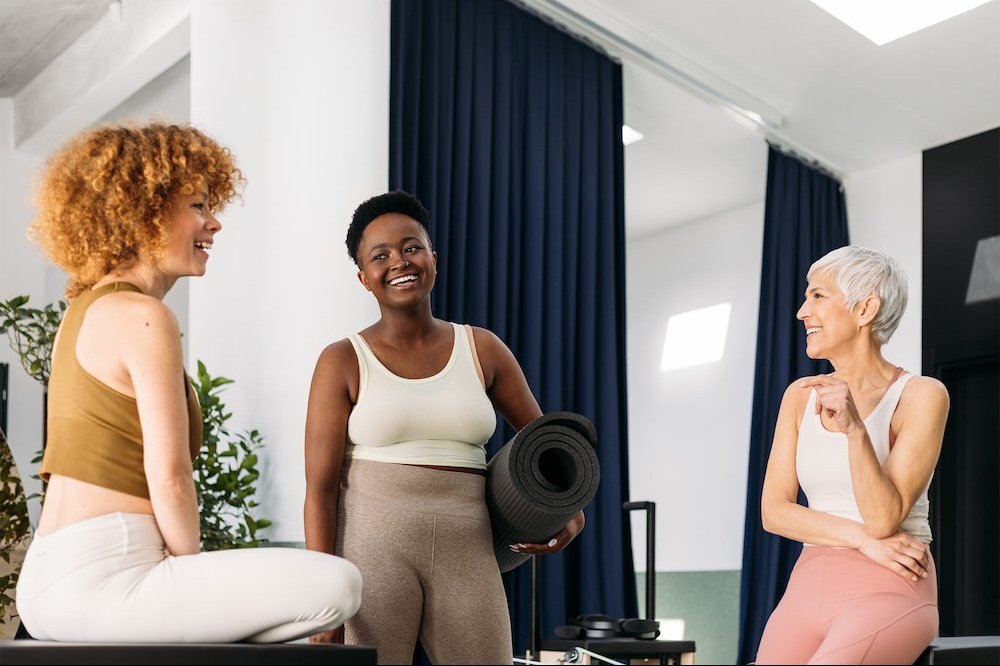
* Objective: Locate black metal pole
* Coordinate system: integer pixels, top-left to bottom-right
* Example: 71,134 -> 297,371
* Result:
530,554 -> 540,658
623,501 -> 656,620
645,502 -> 655,621
41,388 -> 48,491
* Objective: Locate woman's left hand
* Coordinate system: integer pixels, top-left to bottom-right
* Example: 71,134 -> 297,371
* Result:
510,510 -> 585,555
800,375 -> 865,435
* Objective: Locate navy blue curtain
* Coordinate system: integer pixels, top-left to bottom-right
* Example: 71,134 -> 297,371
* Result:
390,0 -> 636,654
737,145 -> 849,664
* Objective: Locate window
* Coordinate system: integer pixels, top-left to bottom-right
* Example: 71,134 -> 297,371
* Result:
808,0 -> 992,45
660,303 -> 732,372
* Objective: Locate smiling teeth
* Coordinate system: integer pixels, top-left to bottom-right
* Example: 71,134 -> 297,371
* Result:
806,327 -> 821,336
194,241 -> 212,250
390,275 -> 417,286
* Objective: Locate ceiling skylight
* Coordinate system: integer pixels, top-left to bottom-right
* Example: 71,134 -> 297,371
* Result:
808,0 -> 992,45
660,303 -> 731,372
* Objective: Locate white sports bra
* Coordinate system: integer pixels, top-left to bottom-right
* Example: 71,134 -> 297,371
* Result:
345,323 -> 497,469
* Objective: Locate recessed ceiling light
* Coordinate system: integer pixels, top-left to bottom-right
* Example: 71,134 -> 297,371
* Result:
808,0 -> 992,45
660,303 -> 731,372
622,124 -> 644,146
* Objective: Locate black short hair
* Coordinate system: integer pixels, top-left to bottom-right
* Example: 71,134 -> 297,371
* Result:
346,191 -> 431,267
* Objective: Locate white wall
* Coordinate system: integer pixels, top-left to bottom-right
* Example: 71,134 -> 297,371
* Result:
845,154 -> 923,371
101,54 -> 190,125
188,0 -> 387,541
627,200 -> 765,572
0,99 -> 46,522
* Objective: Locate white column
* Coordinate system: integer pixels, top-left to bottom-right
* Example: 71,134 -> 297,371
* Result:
188,0 -> 387,541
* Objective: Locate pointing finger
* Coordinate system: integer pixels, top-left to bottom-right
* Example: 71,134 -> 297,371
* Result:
799,375 -> 838,389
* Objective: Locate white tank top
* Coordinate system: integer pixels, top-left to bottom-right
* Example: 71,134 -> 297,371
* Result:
796,372 -> 933,544
345,323 -> 497,469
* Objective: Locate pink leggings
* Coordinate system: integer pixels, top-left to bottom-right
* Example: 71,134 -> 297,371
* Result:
756,546 -> 938,665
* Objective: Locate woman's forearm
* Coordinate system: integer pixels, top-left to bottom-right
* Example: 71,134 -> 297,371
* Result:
762,500 -> 866,548
847,429 -> 904,537
304,486 -> 340,555
149,474 -> 201,556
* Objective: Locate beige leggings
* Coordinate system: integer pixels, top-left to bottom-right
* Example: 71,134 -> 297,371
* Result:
337,459 -> 512,665
16,512 -> 362,642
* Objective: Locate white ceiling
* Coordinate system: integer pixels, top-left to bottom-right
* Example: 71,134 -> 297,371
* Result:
2,0 -> 998,238
0,0 -> 107,95
538,0 -> 1000,237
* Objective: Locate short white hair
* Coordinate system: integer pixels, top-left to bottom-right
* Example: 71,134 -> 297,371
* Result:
807,245 -> 908,346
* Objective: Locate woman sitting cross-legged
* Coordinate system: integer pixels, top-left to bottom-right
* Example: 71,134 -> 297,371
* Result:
16,123 -> 361,643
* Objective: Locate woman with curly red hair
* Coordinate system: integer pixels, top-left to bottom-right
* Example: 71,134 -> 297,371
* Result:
16,123 -> 361,642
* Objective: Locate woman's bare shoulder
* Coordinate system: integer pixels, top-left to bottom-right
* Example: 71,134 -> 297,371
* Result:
316,337 -> 359,370
899,374 -> 949,410
468,325 -> 507,352
87,290 -> 178,329
782,376 -> 814,415
82,292 -> 180,357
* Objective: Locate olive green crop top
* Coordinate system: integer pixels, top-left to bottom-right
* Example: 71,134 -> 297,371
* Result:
39,282 -> 202,499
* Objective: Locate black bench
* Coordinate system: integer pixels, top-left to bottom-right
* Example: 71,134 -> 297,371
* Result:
541,637 -> 696,665
914,636 -> 1000,665
0,641 -> 376,665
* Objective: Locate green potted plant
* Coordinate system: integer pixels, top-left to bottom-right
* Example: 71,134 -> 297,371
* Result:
0,296 -> 64,387
0,427 -> 31,639
191,361 -> 272,550
0,295 -> 271,629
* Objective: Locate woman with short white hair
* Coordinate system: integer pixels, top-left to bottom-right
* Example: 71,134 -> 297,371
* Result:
755,245 -> 949,664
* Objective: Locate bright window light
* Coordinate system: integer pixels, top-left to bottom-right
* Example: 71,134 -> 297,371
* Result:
660,303 -> 731,372
622,124 -> 644,146
808,0 -> 993,46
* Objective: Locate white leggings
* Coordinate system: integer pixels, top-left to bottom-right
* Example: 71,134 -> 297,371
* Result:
16,512 -> 362,643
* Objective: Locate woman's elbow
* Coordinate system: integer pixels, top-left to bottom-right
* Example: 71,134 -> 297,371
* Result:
864,518 -> 901,539
146,468 -> 195,499
863,500 -> 906,538
760,501 -> 781,535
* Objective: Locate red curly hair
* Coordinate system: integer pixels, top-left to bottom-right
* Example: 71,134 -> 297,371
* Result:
30,123 -> 244,298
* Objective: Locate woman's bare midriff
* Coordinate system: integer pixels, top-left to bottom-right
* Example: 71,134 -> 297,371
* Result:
36,474 -> 153,536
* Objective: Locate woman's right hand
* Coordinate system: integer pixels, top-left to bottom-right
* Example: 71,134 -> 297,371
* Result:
309,626 -> 344,644
858,531 -> 930,581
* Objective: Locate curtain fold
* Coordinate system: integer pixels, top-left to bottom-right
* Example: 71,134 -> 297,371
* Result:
390,0 -> 636,655
737,145 -> 849,664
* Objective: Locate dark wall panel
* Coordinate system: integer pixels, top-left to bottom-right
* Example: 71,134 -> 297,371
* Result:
923,127 -> 999,367
923,127 -> 1000,637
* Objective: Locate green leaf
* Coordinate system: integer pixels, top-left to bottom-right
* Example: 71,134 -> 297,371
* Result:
193,360 -> 269,552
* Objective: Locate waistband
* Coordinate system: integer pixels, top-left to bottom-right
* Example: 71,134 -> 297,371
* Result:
341,459 -> 487,518
33,512 -> 158,544
346,440 -> 487,470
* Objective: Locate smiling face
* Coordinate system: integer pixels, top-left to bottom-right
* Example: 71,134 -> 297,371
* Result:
160,188 -> 221,279
796,270 -> 859,359
356,213 -> 436,306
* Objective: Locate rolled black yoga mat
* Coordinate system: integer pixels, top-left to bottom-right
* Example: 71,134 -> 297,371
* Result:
486,411 -> 601,572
